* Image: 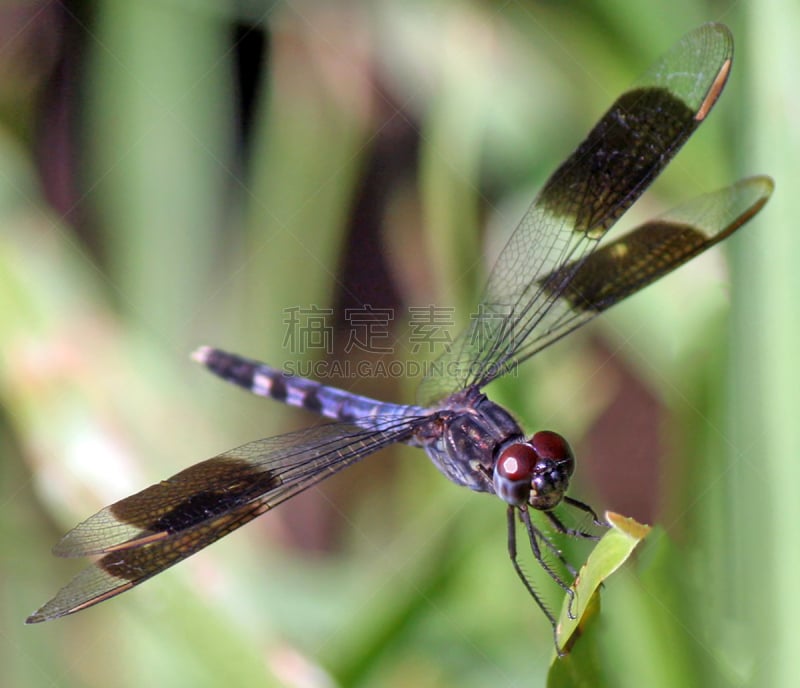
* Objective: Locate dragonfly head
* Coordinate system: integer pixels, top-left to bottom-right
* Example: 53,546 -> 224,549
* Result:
493,431 -> 575,510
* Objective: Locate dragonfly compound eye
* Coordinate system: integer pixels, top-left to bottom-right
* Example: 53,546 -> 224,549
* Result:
494,443 -> 537,506
530,431 -> 575,476
527,431 -> 574,510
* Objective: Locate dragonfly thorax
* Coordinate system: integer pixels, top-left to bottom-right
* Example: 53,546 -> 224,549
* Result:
493,431 -> 575,510
414,388 -> 525,492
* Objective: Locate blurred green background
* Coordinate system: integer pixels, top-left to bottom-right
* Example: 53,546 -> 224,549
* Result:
1,1 -> 796,686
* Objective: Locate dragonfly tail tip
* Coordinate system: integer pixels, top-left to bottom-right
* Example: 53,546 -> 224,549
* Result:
191,345 -> 212,365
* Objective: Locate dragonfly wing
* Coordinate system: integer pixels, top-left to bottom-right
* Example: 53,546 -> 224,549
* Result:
418,23 -> 734,404
26,416 -> 422,623
503,175 -> 774,362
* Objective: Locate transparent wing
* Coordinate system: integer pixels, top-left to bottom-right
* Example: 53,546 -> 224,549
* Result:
418,23 -> 734,404
495,176 -> 773,363
26,415 -> 423,623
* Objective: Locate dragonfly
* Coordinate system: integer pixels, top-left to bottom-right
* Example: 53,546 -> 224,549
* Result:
27,23 -> 772,644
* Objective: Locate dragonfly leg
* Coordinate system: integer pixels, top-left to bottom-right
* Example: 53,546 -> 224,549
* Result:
535,527 -> 578,578
563,495 -> 607,527
545,508 -> 601,541
518,507 -> 577,619
506,505 -> 563,648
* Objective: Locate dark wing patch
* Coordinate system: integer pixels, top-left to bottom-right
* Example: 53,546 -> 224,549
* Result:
538,88 -> 696,239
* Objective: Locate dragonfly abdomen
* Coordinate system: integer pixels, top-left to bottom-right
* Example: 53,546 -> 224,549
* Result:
192,346 -> 425,428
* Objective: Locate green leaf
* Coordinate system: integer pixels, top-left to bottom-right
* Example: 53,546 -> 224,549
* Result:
554,512 -> 650,657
